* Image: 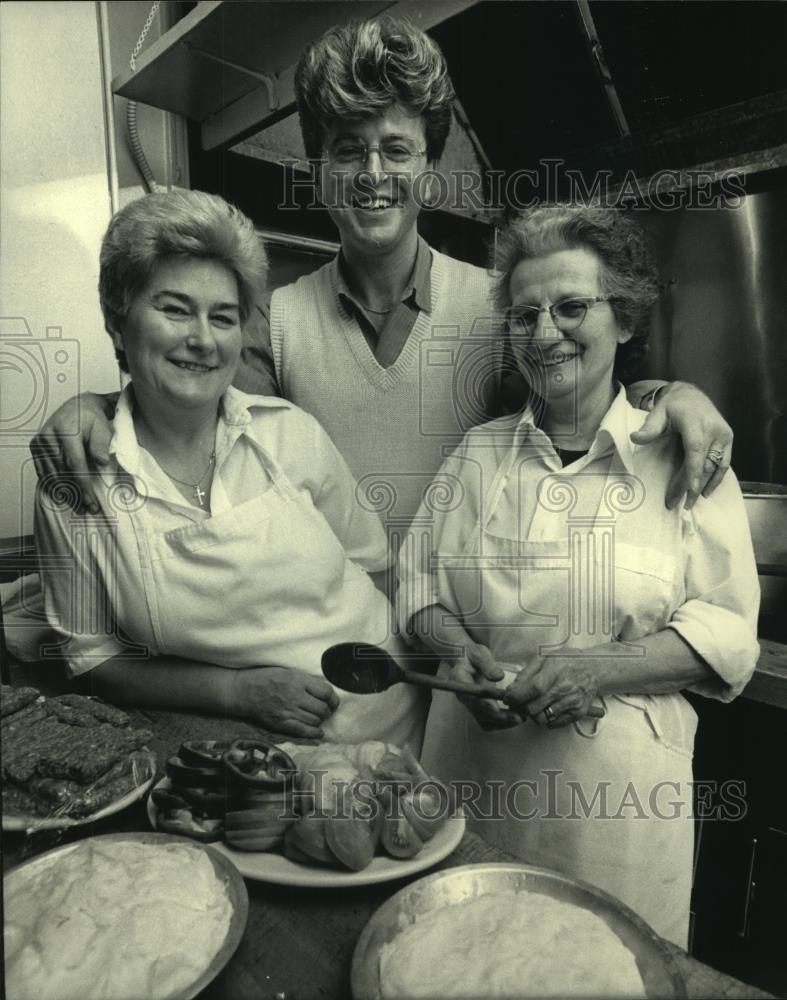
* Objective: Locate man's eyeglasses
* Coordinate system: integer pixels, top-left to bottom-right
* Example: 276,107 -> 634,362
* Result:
506,296 -> 617,336
325,139 -> 427,169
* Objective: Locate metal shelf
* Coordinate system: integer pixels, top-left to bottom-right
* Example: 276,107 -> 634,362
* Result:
112,0 -> 480,150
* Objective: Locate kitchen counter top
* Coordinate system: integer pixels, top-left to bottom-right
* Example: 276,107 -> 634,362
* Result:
743,638 -> 787,710
3,707 -> 776,1000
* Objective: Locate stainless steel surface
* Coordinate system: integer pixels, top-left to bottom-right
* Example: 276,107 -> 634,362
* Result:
741,486 -> 787,643
638,187 -> 787,485
113,2 -> 390,120
740,485 -> 787,568
351,862 -> 686,999
113,0 -> 483,153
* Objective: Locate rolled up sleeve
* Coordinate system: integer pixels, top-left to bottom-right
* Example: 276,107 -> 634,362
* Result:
668,472 -> 760,701
33,491 -> 127,677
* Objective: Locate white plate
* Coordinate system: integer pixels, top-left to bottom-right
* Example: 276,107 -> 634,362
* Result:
3,753 -> 157,832
147,778 -> 466,888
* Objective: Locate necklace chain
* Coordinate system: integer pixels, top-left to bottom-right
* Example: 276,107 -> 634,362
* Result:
158,451 -> 216,508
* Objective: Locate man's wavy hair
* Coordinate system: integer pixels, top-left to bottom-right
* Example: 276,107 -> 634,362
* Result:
295,16 -> 455,162
493,205 -> 660,381
99,189 -> 267,373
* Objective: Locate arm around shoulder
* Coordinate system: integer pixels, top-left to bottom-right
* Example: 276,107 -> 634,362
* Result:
629,381 -> 733,508
668,470 -> 760,700
30,390 -> 119,512
626,379 -> 667,411
235,296 -> 283,397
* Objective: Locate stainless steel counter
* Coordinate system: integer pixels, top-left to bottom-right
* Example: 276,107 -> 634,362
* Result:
743,638 -> 787,710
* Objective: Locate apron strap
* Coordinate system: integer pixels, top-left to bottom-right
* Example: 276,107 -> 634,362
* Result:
573,695 -> 607,738
481,429 -> 626,532
244,434 -> 298,500
480,426 -> 532,530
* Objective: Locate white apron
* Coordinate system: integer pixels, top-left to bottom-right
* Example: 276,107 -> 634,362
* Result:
421,452 -> 697,946
131,441 -> 423,750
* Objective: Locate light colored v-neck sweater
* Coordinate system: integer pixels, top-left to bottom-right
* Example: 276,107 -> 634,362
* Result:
270,249 -> 500,525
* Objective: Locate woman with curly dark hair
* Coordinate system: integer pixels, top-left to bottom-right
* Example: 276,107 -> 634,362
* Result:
399,205 -> 759,946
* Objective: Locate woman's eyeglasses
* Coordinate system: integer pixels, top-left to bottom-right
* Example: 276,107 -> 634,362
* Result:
325,139 -> 427,169
506,296 -> 617,335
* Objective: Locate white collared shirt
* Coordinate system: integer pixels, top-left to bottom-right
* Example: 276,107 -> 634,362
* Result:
398,386 -> 760,700
35,386 -> 390,675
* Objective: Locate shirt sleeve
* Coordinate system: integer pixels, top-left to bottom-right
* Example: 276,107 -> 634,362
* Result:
396,438 -> 483,636
33,489 -> 128,678
667,471 -> 760,701
292,411 -> 392,572
235,293 -> 283,397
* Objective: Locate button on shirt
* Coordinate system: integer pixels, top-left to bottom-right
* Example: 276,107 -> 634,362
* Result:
236,237 -> 432,397
398,386 -> 760,701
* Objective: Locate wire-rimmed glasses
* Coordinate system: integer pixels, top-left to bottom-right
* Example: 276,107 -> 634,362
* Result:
324,138 -> 427,170
507,296 -> 617,336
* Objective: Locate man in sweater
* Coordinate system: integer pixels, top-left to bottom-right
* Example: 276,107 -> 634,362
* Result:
32,17 -> 731,525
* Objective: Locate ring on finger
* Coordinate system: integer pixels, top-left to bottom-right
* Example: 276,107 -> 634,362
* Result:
544,705 -> 556,723
707,448 -> 725,466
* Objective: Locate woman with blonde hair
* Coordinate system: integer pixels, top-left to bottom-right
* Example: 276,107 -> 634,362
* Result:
35,189 -> 422,749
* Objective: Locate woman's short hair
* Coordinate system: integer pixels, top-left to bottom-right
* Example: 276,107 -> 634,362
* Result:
99,189 -> 267,372
295,16 -> 455,163
493,205 -> 660,380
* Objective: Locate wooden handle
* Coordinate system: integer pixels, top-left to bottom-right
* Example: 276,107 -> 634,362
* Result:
400,668 -> 606,718
399,667 -> 506,699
